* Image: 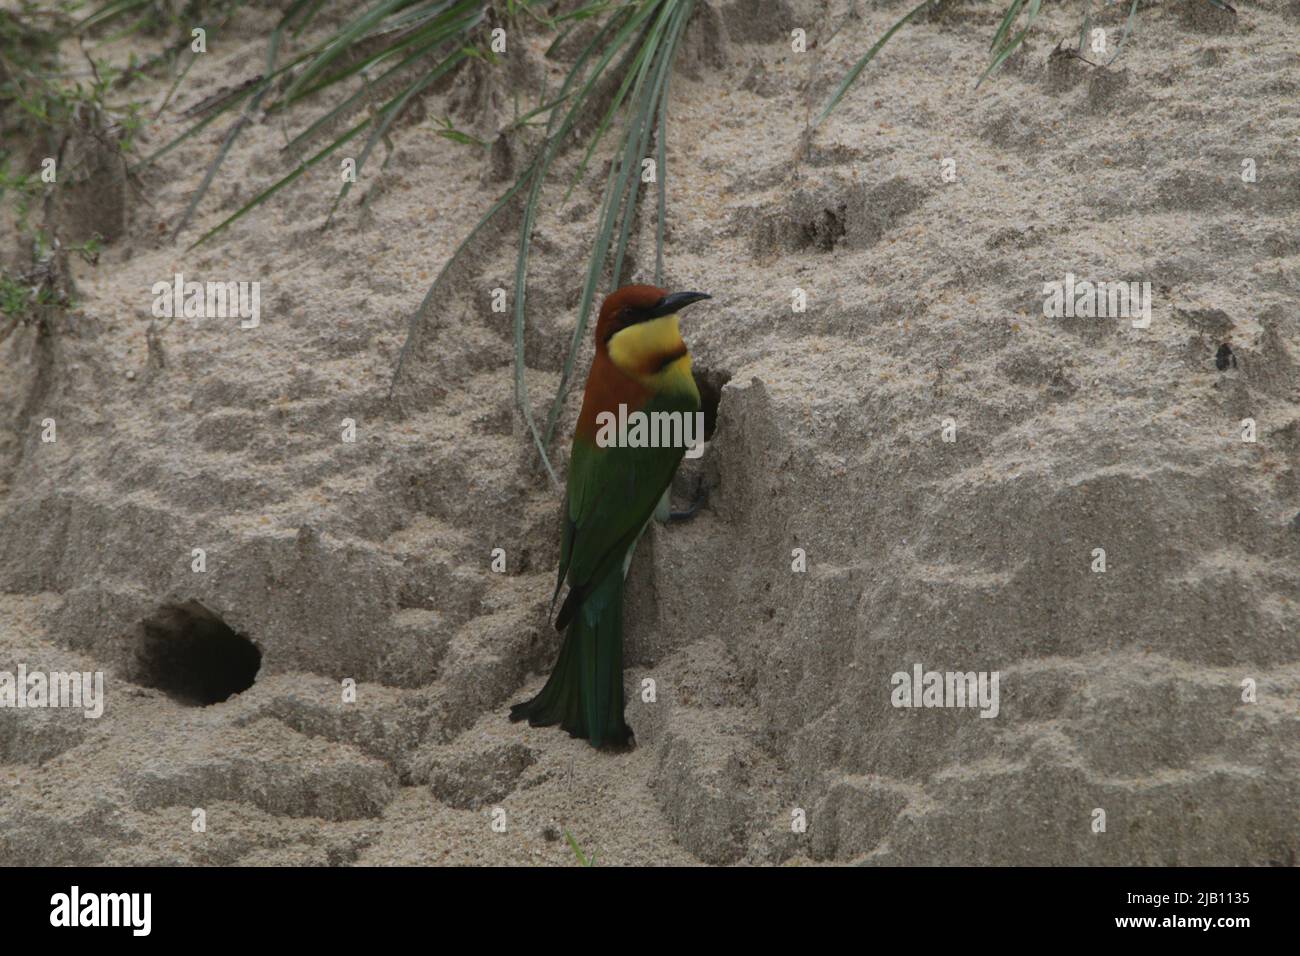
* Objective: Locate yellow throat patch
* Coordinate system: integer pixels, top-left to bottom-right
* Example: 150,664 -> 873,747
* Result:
607,314 -> 693,391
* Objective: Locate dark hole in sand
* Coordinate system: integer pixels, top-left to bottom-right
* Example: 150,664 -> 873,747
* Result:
693,366 -> 730,441
129,600 -> 260,705
801,204 -> 847,252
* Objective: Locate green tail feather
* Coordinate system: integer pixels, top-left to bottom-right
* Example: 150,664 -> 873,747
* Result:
509,570 -> 630,749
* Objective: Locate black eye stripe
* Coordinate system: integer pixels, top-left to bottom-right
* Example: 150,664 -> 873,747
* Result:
604,304 -> 660,342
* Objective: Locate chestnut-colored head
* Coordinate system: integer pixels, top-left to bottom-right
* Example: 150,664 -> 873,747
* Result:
595,284 -> 711,348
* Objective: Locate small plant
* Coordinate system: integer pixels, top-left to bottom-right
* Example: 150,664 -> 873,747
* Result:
0,230 -> 99,344
817,0 -> 1239,124
0,4 -> 66,150
433,114 -> 486,147
2,5 -> 147,154
0,241 -> 77,344
68,234 -> 105,265
1,3 -> 146,249
1,6 -> 126,346
0,160 -> 42,237
0,275 -> 32,318
563,830 -> 596,866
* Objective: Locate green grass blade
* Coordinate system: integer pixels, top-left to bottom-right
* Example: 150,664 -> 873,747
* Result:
389,157 -> 540,396
543,0 -> 691,446
606,2 -> 676,284
609,0 -> 685,289
390,0 -> 696,477
654,43 -> 670,286
1104,0 -> 1140,66
503,92 -> 571,131
559,2 -> 667,202
554,0 -> 623,25
815,0 -> 934,126
392,3 -> 629,398
976,0 -> 1041,88
167,0 -> 315,233
77,0 -> 150,34
326,47 -> 471,225
155,44 -> 203,117
133,84 -> 252,168
290,0 -> 331,38
132,28 -> 318,171
512,161 -> 561,485
989,0 -> 1026,54
277,25 -> 455,156
563,830 -> 592,866
548,30 -> 670,440
171,0 -> 484,240
540,5 -> 634,140
282,0 -> 486,158
185,114 -> 370,249
277,0 -> 425,105
533,0 -> 655,198
171,94 -> 266,239
501,4 -> 652,468
272,0 -> 476,112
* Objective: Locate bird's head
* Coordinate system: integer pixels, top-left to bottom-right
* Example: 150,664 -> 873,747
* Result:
595,284 -> 711,350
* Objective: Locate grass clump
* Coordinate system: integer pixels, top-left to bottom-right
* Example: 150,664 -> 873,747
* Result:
69,1 -> 702,486
391,0 -> 701,484
131,0 -> 504,246
0,234 -> 101,344
1,4 -> 136,342
816,0 -> 1238,124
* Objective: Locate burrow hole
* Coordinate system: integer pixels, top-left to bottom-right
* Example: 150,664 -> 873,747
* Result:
128,600 -> 261,706
693,365 -> 730,441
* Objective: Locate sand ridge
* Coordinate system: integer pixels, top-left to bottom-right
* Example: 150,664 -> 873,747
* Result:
1,0 -> 1297,864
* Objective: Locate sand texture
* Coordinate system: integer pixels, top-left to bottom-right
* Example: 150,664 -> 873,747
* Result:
1,0 -> 1298,865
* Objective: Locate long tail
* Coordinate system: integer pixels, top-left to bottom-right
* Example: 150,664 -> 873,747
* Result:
509,569 -> 630,749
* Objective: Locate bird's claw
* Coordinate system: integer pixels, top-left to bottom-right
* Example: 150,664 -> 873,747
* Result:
667,481 -> 708,523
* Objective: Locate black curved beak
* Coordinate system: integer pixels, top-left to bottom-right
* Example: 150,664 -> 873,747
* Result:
647,291 -> 711,319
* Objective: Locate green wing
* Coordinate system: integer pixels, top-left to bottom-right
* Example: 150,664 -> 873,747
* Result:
553,388 -> 698,626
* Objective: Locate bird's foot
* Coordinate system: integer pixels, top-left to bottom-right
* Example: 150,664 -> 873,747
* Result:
667,480 -> 708,523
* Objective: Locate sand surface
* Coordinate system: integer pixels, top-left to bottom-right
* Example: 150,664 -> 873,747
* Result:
1,0 -> 1297,864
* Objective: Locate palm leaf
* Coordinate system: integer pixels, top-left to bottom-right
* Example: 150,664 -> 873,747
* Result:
815,0 -> 933,126
390,0 -> 699,485
132,1 -> 492,244
976,0 -> 1042,89
817,0 -> 1235,120
1104,0 -> 1141,66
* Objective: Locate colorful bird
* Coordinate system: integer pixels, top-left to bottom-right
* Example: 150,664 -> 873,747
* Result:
510,285 -> 710,748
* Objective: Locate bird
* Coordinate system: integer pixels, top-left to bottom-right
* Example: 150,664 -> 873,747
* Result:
510,284 -> 711,749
